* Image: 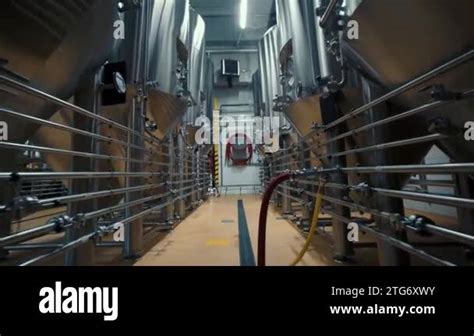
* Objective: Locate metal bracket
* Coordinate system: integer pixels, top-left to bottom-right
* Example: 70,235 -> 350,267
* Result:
402,215 -> 434,237
421,84 -> 463,101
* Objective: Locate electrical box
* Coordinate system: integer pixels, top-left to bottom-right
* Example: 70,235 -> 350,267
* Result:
221,59 -> 240,77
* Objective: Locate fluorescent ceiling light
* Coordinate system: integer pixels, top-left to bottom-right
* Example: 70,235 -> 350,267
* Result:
240,0 -> 248,29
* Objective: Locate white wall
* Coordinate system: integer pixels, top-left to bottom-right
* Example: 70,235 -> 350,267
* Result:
210,50 -> 262,194
218,111 -> 263,195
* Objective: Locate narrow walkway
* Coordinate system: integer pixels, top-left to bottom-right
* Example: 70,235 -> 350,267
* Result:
135,195 -> 337,266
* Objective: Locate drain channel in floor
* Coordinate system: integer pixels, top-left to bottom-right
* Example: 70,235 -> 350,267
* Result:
237,200 -> 256,267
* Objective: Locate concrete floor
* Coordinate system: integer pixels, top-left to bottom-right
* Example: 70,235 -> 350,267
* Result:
0,196 -> 464,266
135,195 -> 338,266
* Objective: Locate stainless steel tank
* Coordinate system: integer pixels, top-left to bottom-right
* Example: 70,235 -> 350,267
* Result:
182,7 -> 206,145
343,0 -> 474,163
0,0 -> 118,170
203,55 -> 214,121
275,0 -> 319,101
258,25 -> 286,154
96,0 -> 193,197
257,37 -> 269,117
178,0 -> 192,60
186,49 -> 208,146
148,0 -> 186,94
252,71 -> 263,117
103,0 -> 189,141
147,0 -> 189,139
258,26 -> 282,119
272,0 -> 327,141
186,7 -> 206,125
198,52 -> 209,118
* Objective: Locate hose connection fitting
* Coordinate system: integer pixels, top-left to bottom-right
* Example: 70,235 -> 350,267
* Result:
402,215 -> 434,237
51,215 -> 74,233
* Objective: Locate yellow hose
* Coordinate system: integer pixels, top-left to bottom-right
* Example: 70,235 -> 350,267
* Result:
290,182 -> 324,266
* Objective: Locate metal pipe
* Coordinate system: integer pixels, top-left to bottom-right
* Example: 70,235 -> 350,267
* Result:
315,0 -> 332,79
322,208 -> 455,266
0,142 -> 168,167
309,163 -> 474,175
0,222 -> 57,248
0,107 -> 142,151
0,75 -> 134,136
95,242 -> 124,248
318,181 -> 474,209
279,185 -> 304,194
276,190 -> 306,204
360,225 -> 455,267
273,170 -> 474,248
320,133 -> 448,159
37,183 -> 166,207
319,0 -> 340,28
0,75 -> 158,144
19,231 -> 97,266
0,171 -> 162,181
319,91 -> 474,147
374,188 -> 474,210
320,193 -> 392,220
4,243 -> 63,251
83,191 -> 171,220
420,224 -> 474,247
320,193 -> 474,248
407,179 -> 455,188
11,210 -> 66,225
300,178 -> 454,190
324,49 -> 474,130
120,190 -> 198,226
19,187 -> 203,266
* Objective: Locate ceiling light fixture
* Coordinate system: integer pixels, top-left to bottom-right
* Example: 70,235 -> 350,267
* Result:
239,0 -> 248,30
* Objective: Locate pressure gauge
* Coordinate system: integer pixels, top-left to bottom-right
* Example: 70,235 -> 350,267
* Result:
112,72 -> 127,94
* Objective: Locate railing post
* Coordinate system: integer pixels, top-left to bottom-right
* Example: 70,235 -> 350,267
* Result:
166,133 -> 176,224
321,93 -> 354,262
177,131 -> 186,219
124,0 -> 148,259
65,73 -> 98,266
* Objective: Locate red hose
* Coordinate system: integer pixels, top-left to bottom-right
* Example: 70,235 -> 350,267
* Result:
258,172 -> 292,266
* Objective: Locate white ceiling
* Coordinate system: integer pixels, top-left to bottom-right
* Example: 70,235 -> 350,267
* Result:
190,0 -> 275,49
